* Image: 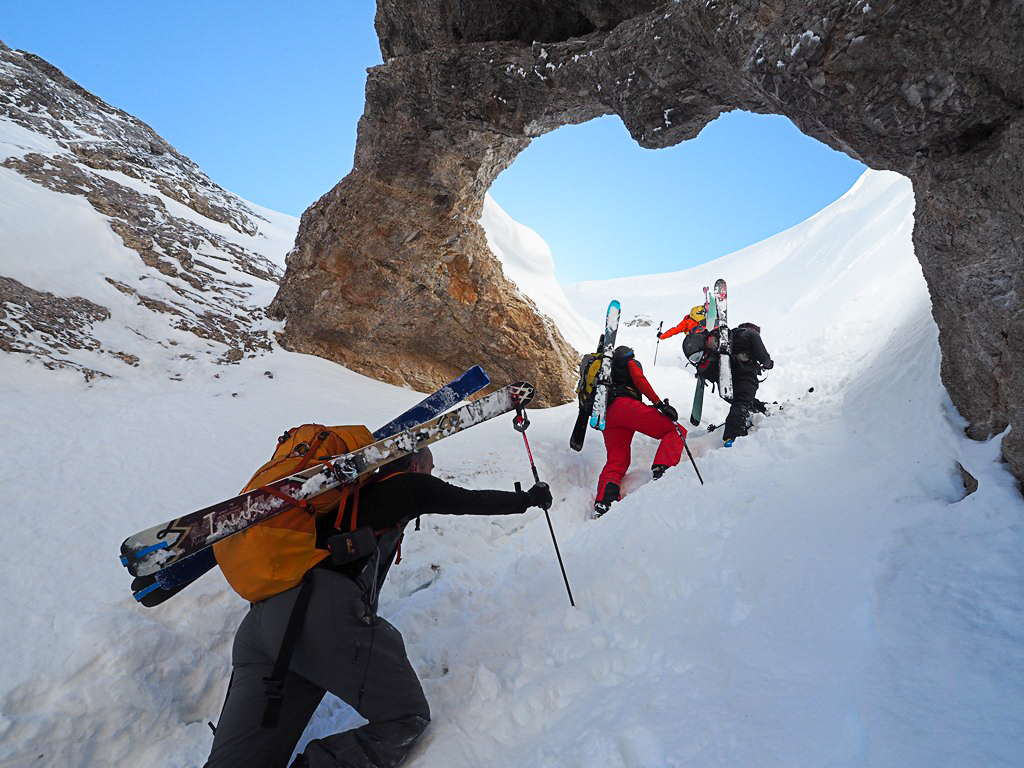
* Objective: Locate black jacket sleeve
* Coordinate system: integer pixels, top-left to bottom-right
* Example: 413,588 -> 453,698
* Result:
747,331 -> 773,368
357,472 -> 529,530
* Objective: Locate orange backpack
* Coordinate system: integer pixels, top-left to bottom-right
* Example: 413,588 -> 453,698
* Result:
214,424 -> 374,602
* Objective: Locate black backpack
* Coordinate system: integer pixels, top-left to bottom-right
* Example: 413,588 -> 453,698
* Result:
683,330 -> 720,380
610,346 -> 641,401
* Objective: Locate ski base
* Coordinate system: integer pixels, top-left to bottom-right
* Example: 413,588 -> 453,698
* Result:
569,406 -> 590,451
690,375 -> 705,426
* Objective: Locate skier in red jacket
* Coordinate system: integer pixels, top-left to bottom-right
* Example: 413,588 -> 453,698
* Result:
594,346 -> 685,517
657,304 -> 707,342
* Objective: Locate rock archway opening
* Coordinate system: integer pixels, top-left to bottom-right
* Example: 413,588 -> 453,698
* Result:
488,110 -> 867,286
272,1 -> 1023,485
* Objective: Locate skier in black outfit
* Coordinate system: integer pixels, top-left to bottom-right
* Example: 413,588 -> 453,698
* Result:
722,322 -> 774,445
206,447 -> 553,768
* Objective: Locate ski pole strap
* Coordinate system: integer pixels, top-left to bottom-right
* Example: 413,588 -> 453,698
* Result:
262,576 -> 315,728
512,397 -> 530,432
512,393 -> 540,481
511,398 -> 541,483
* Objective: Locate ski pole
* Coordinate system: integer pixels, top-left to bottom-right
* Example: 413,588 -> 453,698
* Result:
673,423 -> 704,485
511,397 -> 576,608
653,320 -> 663,366
684,438 -> 704,485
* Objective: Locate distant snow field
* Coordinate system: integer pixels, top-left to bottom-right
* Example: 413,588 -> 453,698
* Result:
2,166 -> 1023,768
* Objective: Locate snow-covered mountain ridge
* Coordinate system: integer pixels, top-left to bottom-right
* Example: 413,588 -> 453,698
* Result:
1,41 -> 295,380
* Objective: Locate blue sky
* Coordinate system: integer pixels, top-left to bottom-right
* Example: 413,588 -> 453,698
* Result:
4,1 -> 865,285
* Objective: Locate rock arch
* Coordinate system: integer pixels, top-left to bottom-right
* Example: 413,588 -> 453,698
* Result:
269,1 -> 1024,483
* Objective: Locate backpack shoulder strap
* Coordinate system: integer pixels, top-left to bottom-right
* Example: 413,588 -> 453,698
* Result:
334,484 -> 362,532
261,575 -> 315,728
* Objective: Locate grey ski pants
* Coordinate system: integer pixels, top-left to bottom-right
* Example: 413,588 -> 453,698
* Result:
205,568 -> 430,768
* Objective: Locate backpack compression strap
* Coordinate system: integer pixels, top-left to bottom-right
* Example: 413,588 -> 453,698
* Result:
254,429 -> 331,514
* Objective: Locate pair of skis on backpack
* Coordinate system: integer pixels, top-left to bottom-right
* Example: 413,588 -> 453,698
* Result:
122,366 -> 535,607
690,278 -> 732,427
569,299 -> 621,452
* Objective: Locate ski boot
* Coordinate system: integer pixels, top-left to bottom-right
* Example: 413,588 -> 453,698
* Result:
652,464 -> 669,480
593,482 -> 620,518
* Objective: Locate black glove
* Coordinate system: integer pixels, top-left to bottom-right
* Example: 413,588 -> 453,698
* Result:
523,481 -> 553,511
762,359 -> 774,370
656,331 -> 663,339
655,399 -> 678,422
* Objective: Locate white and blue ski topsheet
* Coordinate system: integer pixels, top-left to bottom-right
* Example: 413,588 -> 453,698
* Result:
130,365 -> 492,606
714,279 -> 733,400
373,365 -> 490,437
589,300 -> 621,431
123,381 -> 534,580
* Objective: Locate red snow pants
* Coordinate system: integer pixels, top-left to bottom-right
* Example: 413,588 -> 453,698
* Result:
596,397 -> 684,501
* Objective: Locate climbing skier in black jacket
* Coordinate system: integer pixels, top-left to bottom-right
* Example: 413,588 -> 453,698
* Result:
206,447 -> 552,768
722,322 -> 774,446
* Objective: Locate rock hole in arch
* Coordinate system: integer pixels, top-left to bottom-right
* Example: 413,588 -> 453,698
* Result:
487,110 -> 866,287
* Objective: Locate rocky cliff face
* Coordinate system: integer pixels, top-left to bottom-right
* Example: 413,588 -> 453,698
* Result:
0,41 -> 284,380
271,0 -> 1024,482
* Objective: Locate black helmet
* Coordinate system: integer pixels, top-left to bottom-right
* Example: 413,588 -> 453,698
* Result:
738,322 -> 761,333
612,345 -> 635,362
682,331 -> 709,364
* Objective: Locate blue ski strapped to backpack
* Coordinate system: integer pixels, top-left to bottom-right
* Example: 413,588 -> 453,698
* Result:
589,300 -> 621,431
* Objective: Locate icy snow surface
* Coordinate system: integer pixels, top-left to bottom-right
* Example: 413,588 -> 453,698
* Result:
1,169 -> 1022,767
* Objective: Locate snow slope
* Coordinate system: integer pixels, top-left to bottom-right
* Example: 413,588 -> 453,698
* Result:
1,169 -> 1022,768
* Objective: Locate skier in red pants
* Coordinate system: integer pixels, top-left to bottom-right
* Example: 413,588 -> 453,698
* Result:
594,346 -> 685,518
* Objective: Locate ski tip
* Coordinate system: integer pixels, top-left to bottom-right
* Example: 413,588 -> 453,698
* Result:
120,540 -> 170,571
465,365 -> 491,385
132,580 -> 161,602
